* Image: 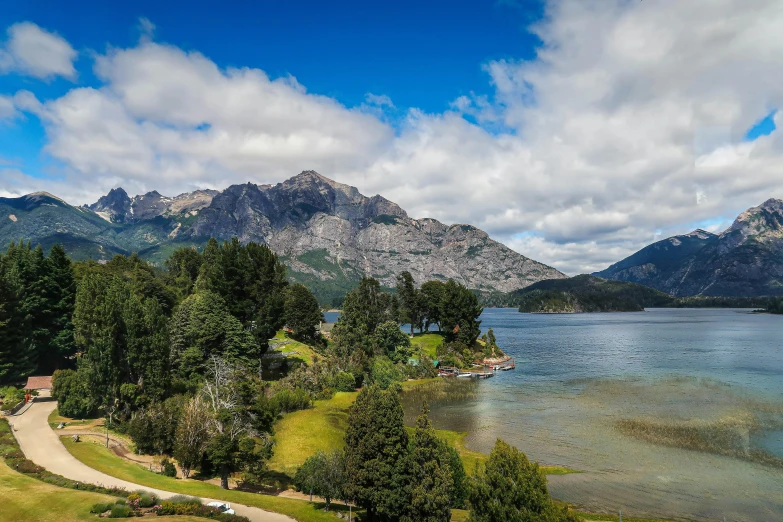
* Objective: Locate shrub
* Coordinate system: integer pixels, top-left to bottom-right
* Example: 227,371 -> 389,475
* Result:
332,372 -> 356,392
52,369 -> 95,418
161,458 -> 177,477
137,492 -> 157,508
369,356 -> 405,390
270,388 -> 312,413
165,494 -> 201,505
108,504 -> 133,518
90,502 -> 111,513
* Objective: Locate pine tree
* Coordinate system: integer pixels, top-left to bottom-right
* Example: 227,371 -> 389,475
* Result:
467,439 -> 578,522
440,281 -> 483,345
344,384 -> 410,521
38,244 -> 77,373
403,402 -> 453,522
284,283 -> 324,340
0,267 -> 35,383
396,271 -> 423,336
333,278 -> 393,354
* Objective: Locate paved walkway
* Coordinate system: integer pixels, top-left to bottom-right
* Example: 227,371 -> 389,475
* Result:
8,400 -> 295,522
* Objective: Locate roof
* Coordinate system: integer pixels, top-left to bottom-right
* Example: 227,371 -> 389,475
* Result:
24,375 -> 53,390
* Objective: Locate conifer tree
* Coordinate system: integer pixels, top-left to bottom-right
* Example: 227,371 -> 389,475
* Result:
344,384 -> 410,521
403,402 -> 453,522
284,283 -> 324,340
396,271 -> 423,336
0,266 -> 34,383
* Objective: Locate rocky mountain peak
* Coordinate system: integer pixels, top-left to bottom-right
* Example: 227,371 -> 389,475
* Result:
726,198 -> 783,240
88,187 -> 132,223
685,229 -> 717,240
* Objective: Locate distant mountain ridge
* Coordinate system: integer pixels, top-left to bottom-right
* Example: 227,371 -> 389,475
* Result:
595,199 -> 783,297
0,171 -> 566,301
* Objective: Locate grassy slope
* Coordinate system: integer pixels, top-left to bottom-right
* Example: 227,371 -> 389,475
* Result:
270,331 -> 321,366
410,332 -> 444,360
61,438 -> 345,522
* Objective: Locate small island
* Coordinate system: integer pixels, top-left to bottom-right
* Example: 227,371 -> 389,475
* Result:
512,274 -> 673,313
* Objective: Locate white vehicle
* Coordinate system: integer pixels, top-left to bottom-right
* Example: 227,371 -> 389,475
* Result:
207,501 -> 235,515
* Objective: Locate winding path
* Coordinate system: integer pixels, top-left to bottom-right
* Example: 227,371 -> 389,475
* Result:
8,400 -> 295,522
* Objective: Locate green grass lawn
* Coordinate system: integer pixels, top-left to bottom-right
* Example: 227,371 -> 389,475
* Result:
0,461 -> 202,522
271,331 -> 321,365
410,332 -> 445,359
47,407 -> 100,430
268,391 -> 357,474
61,437 -> 347,522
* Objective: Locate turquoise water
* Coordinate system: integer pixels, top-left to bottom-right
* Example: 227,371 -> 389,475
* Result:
405,308 -> 783,521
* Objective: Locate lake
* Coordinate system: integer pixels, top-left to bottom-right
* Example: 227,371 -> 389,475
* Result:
401,308 -> 783,521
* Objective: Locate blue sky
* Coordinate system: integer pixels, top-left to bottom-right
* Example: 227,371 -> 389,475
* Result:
1,0 -> 782,275
0,0 -> 543,115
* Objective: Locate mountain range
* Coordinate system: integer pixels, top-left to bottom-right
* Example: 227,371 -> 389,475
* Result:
0,171 -> 565,302
595,199 -> 783,297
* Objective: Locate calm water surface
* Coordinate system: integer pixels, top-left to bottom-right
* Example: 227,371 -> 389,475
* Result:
403,308 -> 783,521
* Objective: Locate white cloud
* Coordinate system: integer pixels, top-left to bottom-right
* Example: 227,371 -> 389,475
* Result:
9,1 -> 783,275
0,95 -> 17,120
0,22 -> 77,80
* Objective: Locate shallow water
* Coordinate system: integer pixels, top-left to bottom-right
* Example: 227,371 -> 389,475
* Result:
403,308 -> 783,521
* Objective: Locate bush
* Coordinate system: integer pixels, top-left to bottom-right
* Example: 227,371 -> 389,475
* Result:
270,388 -> 312,413
0,386 -> 24,411
90,502 -> 111,514
161,458 -> 177,477
332,372 -> 356,392
369,356 -> 405,390
165,494 -> 201,505
108,504 -> 133,518
136,491 -> 157,508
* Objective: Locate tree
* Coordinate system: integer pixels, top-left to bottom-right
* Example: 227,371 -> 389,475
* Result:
333,278 -> 393,354
370,356 -> 405,390
166,247 -> 202,300
293,450 -> 346,509
169,291 -> 258,377
373,321 -> 412,362
440,281 -> 483,345
403,402 -> 453,522
284,284 -> 324,341
200,357 -> 259,489
127,395 -> 184,454
467,439 -> 579,522
174,395 -> 212,479
421,281 -> 445,332
0,264 -> 34,383
51,369 -> 94,418
344,384 -> 410,521
41,244 -> 77,372
445,445 -> 467,510
196,239 -> 288,348
396,271 -> 423,336
74,273 -> 173,416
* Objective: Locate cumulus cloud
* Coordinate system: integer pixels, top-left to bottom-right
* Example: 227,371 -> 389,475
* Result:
0,22 -> 77,80
8,1 -> 783,274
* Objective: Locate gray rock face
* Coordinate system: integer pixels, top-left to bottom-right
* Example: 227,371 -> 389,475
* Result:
9,171 -> 563,295
190,171 -> 565,292
88,189 -> 219,224
596,200 -> 783,297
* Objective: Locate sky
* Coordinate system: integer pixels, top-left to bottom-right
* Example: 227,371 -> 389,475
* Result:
1,0 -> 782,275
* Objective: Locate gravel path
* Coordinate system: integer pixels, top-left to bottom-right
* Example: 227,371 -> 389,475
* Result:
8,399 -> 295,522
